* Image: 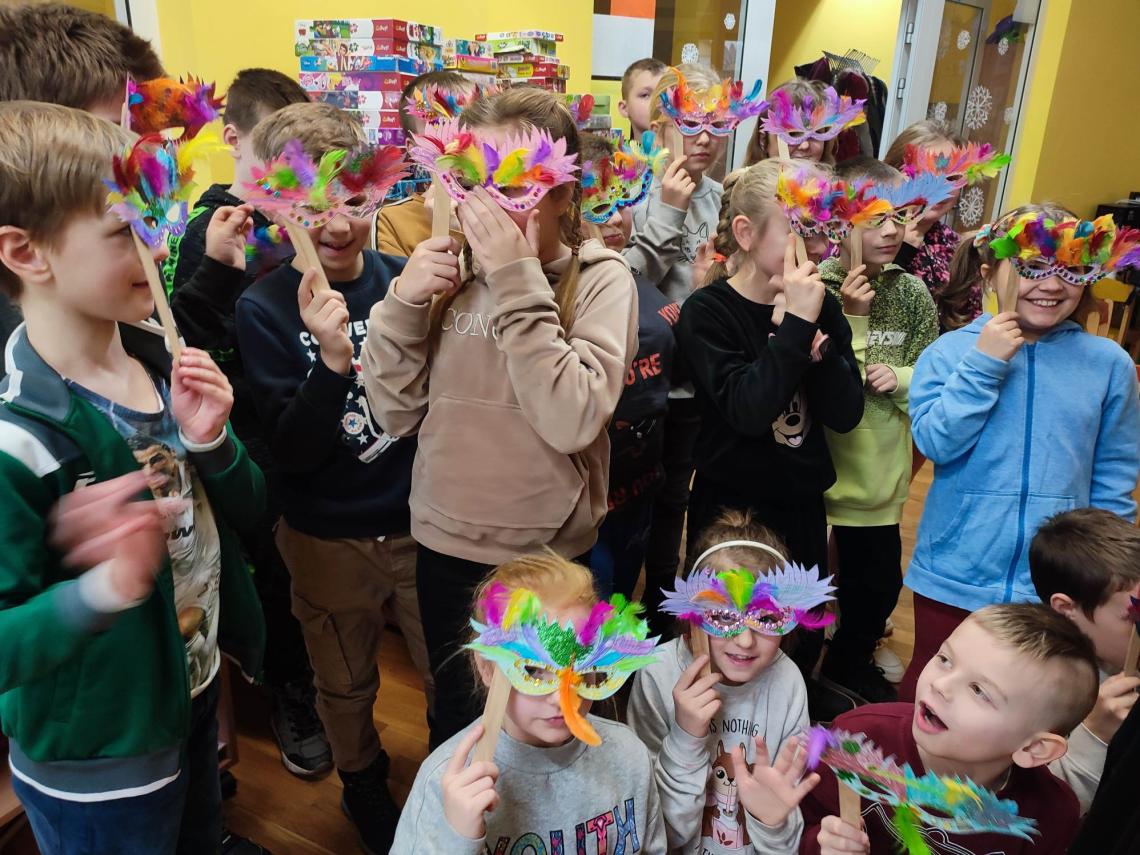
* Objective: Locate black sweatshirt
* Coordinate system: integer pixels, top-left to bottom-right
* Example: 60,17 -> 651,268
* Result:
234,250 -> 415,538
676,278 -> 863,498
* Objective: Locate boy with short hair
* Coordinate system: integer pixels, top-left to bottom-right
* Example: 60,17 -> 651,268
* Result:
817,157 -> 939,706
619,57 -> 666,139
373,69 -> 475,256
1030,507 -> 1140,812
234,101 -> 433,853
802,603 -> 1099,854
0,101 -> 265,855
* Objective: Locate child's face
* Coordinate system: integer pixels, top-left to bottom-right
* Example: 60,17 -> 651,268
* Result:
765,134 -> 825,162
750,214 -> 794,282
620,70 -> 664,136
707,627 -> 782,685
1059,586 -> 1139,671
1014,273 -> 1084,335
585,207 -> 633,251
913,619 -> 1067,769
41,210 -> 165,323
680,129 -> 727,183
861,215 -> 904,266
307,213 -> 370,281
497,602 -> 594,748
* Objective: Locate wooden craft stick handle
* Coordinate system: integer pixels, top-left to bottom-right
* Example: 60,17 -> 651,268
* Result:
794,234 -> 809,267
472,669 -> 511,764
777,137 -> 791,161
848,227 -> 863,270
689,628 -> 712,677
283,222 -> 330,293
430,179 -> 451,238
132,231 -> 182,361
667,126 -> 685,167
998,260 -> 1020,314
1125,628 -> 1140,678
838,781 -> 862,827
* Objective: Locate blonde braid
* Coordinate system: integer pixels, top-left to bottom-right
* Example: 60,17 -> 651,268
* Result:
701,170 -> 743,288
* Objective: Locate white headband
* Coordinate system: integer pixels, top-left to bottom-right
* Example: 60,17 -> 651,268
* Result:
690,539 -> 788,574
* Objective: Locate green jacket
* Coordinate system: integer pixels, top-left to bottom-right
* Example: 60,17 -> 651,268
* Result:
0,320 -> 265,797
819,259 -> 938,526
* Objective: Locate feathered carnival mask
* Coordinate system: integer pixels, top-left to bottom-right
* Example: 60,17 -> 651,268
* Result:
566,93 -> 596,130
659,69 -> 766,137
581,131 -> 667,224
761,86 -> 865,144
466,584 -> 658,746
242,139 -> 410,227
985,212 -> 1140,285
126,76 -> 223,141
859,173 -> 956,227
660,540 -> 835,637
409,119 -> 579,212
776,168 -> 849,242
902,142 -> 1010,188
404,83 -> 497,125
805,726 -> 1037,854
105,133 -> 224,248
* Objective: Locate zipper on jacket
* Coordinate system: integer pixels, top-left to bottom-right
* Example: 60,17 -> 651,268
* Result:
1003,345 -> 1035,602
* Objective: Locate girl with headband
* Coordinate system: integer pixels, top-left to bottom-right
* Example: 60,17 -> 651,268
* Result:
899,202 -> 1140,700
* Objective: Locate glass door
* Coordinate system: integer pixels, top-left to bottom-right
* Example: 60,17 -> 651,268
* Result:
886,0 -> 1041,228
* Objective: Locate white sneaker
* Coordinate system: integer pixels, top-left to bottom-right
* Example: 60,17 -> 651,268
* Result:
883,617 -> 895,637
874,642 -> 905,684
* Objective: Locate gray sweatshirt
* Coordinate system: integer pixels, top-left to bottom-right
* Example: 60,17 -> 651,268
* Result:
627,638 -> 809,855
627,176 -> 724,307
392,716 -> 668,855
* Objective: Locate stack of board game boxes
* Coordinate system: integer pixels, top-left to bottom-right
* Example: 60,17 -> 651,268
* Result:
443,39 -> 499,89
476,30 -> 569,94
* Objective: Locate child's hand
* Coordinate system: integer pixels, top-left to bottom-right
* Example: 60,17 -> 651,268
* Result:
672,654 -> 722,738
1084,672 -> 1140,743
458,186 -> 538,278
692,238 -> 717,289
774,234 -> 825,324
818,815 -> 870,854
903,221 -> 924,249
205,204 -> 255,271
976,311 -> 1024,361
839,265 -> 873,316
865,364 -> 898,394
660,156 -> 696,212
442,725 -> 500,840
395,236 -> 462,305
731,736 -> 820,827
172,348 -> 234,445
297,271 -> 353,375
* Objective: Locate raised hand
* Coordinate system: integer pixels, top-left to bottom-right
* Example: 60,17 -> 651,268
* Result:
660,155 -> 697,212
818,814 -> 870,854
457,186 -> 539,278
731,735 -> 820,827
778,234 -> 826,324
298,271 -> 353,375
205,204 -> 255,270
976,310 -> 1024,361
1084,672 -> 1140,743
672,654 -> 722,738
171,347 -> 234,445
442,725 -> 501,840
865,363 -> 898,394
394,235 -> 462,305
839,264 -> 874,316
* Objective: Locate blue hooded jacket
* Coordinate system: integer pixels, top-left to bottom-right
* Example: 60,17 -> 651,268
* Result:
907,315 -> 1140,611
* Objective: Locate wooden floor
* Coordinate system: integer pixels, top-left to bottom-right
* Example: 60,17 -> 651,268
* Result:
219,464 -> 932,853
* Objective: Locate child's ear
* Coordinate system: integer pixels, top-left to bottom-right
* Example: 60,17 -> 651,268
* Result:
618,99 -> 630,119
1049,593 -> 1079,621
0,227 -> 51,286
474,656 -> 495,689
1011,731 -> 1068,769
731,214 -> 756,253
980,262 -> 992,281
222,123 -> 241,157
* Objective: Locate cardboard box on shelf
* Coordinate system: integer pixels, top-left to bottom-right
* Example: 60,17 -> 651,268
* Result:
350,109 -> 403,130
299,54 -> 433,74
475,30 -> 563,41
295,19 -> 443,45
445,38 -> 493,58
455,70 -> 501,88
295,38 -> 441,60
365,127 -> 408,146
499,62 -> 569,80
298,71 -> 416,93
492,52 -> 561,65
309,89 -> 405,110
500,76 -> 567,93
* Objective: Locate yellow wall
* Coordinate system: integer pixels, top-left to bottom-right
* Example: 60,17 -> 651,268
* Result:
768,0 -> 903,89
155,0 -> 595,183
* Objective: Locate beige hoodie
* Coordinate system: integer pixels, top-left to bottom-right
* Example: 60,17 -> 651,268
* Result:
362,238 -> 638,564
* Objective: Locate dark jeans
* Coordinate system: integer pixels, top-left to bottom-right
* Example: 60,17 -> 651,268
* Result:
643,397 -> 701,636
14,678 -> 222,855
823,524 -> 903,668
686,473 -> 829,677
899,592 -> 970,702
588,496 -> 656,600
416,545 -> 494,749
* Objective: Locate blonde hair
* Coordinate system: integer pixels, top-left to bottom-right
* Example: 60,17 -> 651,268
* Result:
967,604 -> 1099,735
250,101 -> 366,161
702,158 -> 830,286
0,101 -> 134,298
648,63 -> 724,128
688,509 -> 789,575
883,119 -> 966,170
746,79 -> 838,166
437,87 -> 584,330
472,549 -> 599,622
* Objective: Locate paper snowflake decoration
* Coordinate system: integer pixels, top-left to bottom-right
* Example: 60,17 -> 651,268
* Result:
957,30 -> 971,50
964,85 -> 993,130
958,185 -> 985,227
681,43 -> 700,64
1004,106 -> 1015,125
998,37 -> 1010,56
931,101 -> 948,123
724,12 -> 736,29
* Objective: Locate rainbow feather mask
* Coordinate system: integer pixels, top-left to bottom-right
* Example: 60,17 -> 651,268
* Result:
776,168 -> 848,242
858,173 -> 956,227
127,76 -> 223,141
466,583 -> 659,746
243,139 -> 409,227
105,132 -> 225,247
581,131 -> 666,223
762,86 -> 865,144
404,82 -> 497,124
660,563 -> 835,638
805,726 -> 1037,854
409,119 -> 579,212
988,212 -> 1140,285
903,142 -> 1010,188
659,69 -> 766,137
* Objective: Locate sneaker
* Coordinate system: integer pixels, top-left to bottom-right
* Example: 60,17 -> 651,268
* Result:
340,751 -> 401,855
806,679 -> 857,724
221,831 -> 273,854
883,617 -> 895,637
270,679 -> 333,779
873,642 -> 905,684
820,657 -> 899,705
